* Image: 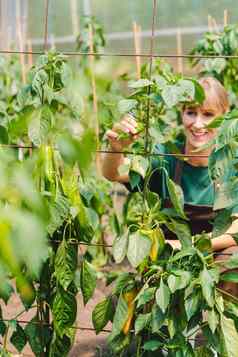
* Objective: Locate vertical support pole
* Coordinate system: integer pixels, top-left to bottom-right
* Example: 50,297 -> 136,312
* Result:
133,22 -> 141,80
88,23 -> 100,174
16,0 -> 26,84
83,0 -> 92,16
224,9 -> 228,27
70,0 -> 80,37
176,28 -> 183,74
208,15 -> 213,32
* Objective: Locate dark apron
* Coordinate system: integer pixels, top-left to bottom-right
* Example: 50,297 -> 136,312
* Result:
163,159 -> 215,239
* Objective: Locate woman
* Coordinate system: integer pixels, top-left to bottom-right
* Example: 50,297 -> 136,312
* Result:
102,76 -> 238,295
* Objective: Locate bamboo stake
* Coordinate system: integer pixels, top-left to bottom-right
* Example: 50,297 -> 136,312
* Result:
208,15 -> 213,32
176,28 -> 183,74
50,33 -> 56,50
133,22 -> 141,79
70,0 -> 80,38
27,39 -> 33,68
88,23 -> 100,174
16,0 -> 26,84
211,16 -> 219,33
224,9 -> 228,27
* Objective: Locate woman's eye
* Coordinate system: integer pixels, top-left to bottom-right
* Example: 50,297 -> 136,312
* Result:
186,110 -> 196,116
204,112 -> 214,118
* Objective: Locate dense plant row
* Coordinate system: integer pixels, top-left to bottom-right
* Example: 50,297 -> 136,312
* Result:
0,16 -> 238,357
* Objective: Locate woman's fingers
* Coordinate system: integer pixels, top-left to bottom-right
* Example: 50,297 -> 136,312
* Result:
124,114 -> 137,127
121,120 -> 137,134
106,129 -> 118,140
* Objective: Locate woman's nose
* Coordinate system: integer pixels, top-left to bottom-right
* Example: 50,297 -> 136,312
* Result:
193,115 -> 204,129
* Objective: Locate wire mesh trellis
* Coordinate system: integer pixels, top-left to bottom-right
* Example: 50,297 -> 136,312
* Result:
0,2 -> 236,354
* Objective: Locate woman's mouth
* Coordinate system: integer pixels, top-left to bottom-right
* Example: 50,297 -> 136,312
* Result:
190,131 -> 209,141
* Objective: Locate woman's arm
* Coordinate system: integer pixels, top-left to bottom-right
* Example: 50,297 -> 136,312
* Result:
211,216 -> 238,251
167,218 -> 238,251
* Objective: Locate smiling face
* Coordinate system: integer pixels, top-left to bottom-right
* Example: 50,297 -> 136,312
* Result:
182,77 -> 229,153
182,103 -> 221,150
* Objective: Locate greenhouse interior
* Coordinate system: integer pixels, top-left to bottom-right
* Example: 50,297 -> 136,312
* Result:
1,0 -> 238,356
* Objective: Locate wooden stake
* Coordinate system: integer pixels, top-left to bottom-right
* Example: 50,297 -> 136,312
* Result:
16,0 -> 26,84
88,24 -> 100,174
208,15 -> 213,32
133,22 -> 141,79
27,39 -> 33,68
224,9 -> 228,27
211,16 -> 219,33
50,33 -> 56,50
70,0 -> 80,37
176,28 -> 183,74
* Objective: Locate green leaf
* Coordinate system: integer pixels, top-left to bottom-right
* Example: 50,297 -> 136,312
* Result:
212,209 -> 232,238
135,313 -> 151,335
185,292 -> 201,320
137,287 -> 156,308
55,239 -> 78,290
52,287 -> 77,337
207,308 -> 219,333
61,62 -> 73,87
169,247 -> 196,262
167,218 -> 192,248
128,79 -> 152,88
192,80 -> 205,104
49,331 -> 72,357
194,346 -> 214,357
112,231 -> 128,264
166,177 -> 187,219
222,253 -> 238,269
177,79 -> 195,101
47,194 -> 70,236
167,271 -> 191,293
220,313 -> 238,357
113,273 -> 133,294
131,156 -> 149,179
220,271 -> 238,283
143,340 -> 163,352
127,231 -> 152,267
111,295 -> 128,337
200,268 -> 215,308
10,323 -> 27,352
80,260 -> 97,305
206,115 -> 224,129
151,305 -> 166,333
162,85 -> 180,108
0,307 -> 6,337
156,278 -> 171,313
58,129 -> 97,173
209,145 -> 232,181
25,317 -> 51,355
118,99 -> 137,114
92,297 -> 114,334
0,126 -> 8,144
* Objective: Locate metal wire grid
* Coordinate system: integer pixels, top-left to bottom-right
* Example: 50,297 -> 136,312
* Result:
0,0 -> 234,347
0,0 -> 235,250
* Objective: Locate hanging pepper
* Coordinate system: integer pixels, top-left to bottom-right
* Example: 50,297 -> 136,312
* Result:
122,288 -> 138,335
150,227 -> 165,262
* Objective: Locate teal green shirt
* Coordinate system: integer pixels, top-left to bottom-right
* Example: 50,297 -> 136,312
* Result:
146,144 -> 215,207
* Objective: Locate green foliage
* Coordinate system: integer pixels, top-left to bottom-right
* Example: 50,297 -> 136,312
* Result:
190,24 -> 238,105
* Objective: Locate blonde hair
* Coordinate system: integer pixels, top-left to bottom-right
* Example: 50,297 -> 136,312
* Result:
198,77 -> 229,114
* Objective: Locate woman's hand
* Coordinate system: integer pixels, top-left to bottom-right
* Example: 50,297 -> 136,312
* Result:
106,114 -> 138,152
167,240 -> 181,250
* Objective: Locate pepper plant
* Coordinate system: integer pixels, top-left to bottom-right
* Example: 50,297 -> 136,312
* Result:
92,65 -> 238,356
0,51 -> 100,356
190,24 -> 238,106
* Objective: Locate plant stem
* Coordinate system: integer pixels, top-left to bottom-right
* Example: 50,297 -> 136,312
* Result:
136,335 -> 142,357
